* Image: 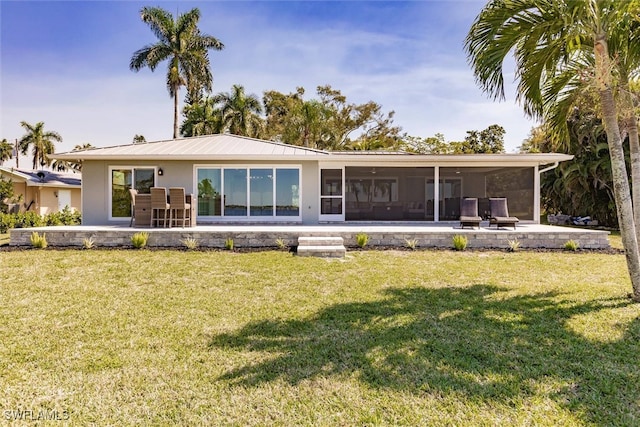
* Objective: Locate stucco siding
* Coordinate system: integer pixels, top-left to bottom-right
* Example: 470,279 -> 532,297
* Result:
82,161 -> 109,225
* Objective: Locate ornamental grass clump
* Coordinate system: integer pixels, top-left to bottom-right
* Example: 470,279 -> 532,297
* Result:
82,237 -> 96,250
405,238 -> 418,250
275,238 -> 288,250
131,232 -> 149,249
181,237 -> 199,250
507,238 -> 521,252
356,232 -> 369,248
452,235 -> 468,251
224,237 -> 234,251
564,239 -> 579,251
30,232 -> 47,249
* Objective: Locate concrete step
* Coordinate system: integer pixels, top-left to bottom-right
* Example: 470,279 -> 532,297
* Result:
298,236 -> 344,247
296,245 -> 346,258
297,236 -> 346,258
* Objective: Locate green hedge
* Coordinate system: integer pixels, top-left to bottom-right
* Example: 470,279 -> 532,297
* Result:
0,206 -> 81,233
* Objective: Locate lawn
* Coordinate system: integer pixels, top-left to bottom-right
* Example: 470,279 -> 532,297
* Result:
0,248 -> 638,425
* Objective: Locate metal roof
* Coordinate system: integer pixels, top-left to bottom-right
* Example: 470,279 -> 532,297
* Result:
52,134 -> 331,161
0,167 -> 81,187
50,133 -> 573,166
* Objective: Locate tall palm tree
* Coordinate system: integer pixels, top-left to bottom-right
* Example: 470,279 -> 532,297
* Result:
130,6 -> 224,139
0,139 -> 13,165
465,0 -> 640,300
213,85 -> 264,138
18,121 -> 62,170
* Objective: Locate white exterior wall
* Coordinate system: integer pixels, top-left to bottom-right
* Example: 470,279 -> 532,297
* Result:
80,158 -> 546,226
81,160 -> 322,225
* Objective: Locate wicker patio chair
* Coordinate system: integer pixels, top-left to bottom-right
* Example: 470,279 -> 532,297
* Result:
489,197 -> 519,230
459,197 -> 482,229
150,187 -> 170,228
169,187 -> 191,228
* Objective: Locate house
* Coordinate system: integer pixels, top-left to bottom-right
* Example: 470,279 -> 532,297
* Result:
0,167 -> 81,215
49,134 -> 572,226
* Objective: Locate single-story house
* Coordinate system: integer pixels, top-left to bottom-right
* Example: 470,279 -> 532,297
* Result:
50,134 -> 572,226
0,167 -> 82,215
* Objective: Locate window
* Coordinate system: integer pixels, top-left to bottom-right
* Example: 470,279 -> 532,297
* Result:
196,166 -> 301,220
224,169 -> 248,216
250,168 -> 274,216
110,167 -> 155,218
276,169 -> 299,216
197,169 -> 222,216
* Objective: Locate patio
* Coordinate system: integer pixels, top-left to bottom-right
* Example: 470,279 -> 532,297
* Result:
9,222 -> 610,249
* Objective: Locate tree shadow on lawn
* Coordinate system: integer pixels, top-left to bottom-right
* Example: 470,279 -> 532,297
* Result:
208,285 -> 640,425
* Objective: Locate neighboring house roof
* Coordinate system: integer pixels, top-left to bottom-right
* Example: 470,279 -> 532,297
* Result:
50,133 -> 573,166
0,167 -> 81,188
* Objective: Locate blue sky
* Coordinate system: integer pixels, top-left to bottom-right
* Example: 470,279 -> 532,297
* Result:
0,0 -> 534,161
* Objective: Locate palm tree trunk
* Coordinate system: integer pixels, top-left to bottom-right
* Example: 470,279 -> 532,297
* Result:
173,87 -> 179,139
595,36 -> 640,301
619,75 -> 640,242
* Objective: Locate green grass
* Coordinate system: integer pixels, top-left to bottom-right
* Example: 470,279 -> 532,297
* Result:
0,233 -> 9,246
0,249 -> 638,425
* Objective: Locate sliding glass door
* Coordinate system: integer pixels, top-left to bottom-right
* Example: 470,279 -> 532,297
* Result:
196,166 -> 300,221
110,167 -> 155,219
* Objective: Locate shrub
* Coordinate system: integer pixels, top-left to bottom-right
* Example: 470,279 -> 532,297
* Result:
452,235 -> 468,251
507,238 -> 521,252
405,238 -> 418,250
564,239 -> 579,251
181,237 -> 199,250
224,237 -> 234,250
275,238 -> 288,250
356,232 -> 369,248
0,213 -> 16,233
30,232 -> 47,249
15,212 -> 45,229
82,237 -> 95,250
131,232 -> 149,249
0,208 -> 81,233
45,206 -> 82,226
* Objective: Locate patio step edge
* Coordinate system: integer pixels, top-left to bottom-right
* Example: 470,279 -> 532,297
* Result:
298,236 -> 344,246
296,245 -> 347,258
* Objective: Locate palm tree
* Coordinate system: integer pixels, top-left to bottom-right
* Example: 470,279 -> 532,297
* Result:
130,7 -> 224,139
213,85 -> 264,138
73,143 -> 94,151
0,139 -> 13,165
181,96 -> 223,137
18,121 -> 62,170
132,135 -> 146,144
465,0 -> 640,300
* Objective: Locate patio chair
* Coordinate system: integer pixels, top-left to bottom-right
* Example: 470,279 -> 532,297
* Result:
459,197 -> 482,229
489,197 -> 519,230
169,187 -> 191,228
128,188 -> 138,227
150,187 -> 170,228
